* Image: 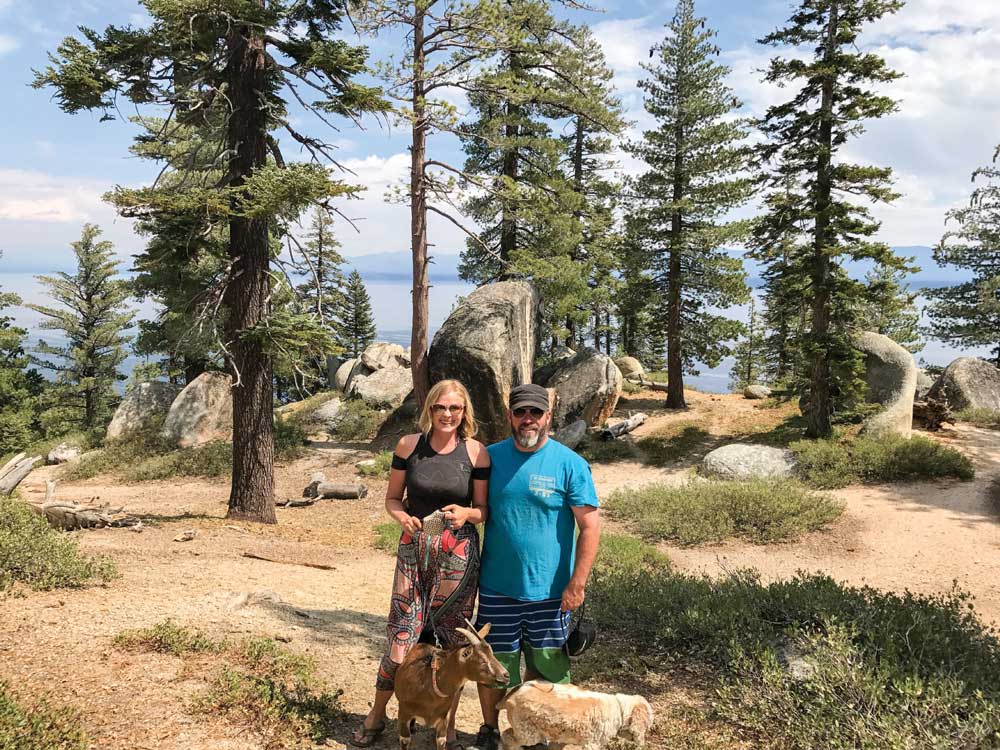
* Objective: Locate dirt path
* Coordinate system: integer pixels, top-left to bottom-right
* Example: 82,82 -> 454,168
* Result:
2,392 -> 999,749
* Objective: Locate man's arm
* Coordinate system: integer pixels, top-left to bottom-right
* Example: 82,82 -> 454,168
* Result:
561,505 -> 601,612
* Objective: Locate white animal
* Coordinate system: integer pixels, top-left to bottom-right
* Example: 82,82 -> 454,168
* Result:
497,680 -> 654,750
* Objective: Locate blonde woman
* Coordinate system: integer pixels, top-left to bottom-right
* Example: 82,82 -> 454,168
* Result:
351,379 -> 491,749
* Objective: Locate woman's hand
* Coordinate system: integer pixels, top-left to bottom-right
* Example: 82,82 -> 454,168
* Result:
441,504 -> 468,530
400,515 -> 423,535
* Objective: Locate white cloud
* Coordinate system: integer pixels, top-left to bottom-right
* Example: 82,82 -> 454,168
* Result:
325,153 -> 469,257
0,32 -> 18,55
0,169 -> 105,223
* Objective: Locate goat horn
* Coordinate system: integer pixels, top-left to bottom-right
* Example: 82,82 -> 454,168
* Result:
455,627 -> 480,645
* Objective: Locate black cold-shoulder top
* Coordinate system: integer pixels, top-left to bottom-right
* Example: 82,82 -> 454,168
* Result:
392,434 -> 490,519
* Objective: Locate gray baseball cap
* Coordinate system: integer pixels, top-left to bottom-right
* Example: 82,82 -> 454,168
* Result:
509,383 -> 550,411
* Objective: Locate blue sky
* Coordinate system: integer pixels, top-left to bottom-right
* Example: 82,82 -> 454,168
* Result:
2,0 -> 999,338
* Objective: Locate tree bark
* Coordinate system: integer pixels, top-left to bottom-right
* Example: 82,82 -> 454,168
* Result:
666,118 -> 686,409
806,1 -> 839,439
223,9 -> 276,523
410,7 -> 430,409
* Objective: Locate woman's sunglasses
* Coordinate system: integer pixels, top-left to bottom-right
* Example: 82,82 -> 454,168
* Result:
430,404 -> 465,415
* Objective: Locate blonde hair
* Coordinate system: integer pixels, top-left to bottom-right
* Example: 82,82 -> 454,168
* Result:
418,379 -> 478,439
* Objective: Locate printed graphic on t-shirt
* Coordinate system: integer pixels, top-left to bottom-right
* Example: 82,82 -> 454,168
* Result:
528,474 -> 557,499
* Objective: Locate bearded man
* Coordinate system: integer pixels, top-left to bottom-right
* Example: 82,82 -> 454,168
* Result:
468,383 -> 602,750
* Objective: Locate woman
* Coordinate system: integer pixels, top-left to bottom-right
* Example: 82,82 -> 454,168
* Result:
351,379 -> 491,748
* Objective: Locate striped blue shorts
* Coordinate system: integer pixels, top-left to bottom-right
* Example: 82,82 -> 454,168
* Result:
475,588 -> 572,687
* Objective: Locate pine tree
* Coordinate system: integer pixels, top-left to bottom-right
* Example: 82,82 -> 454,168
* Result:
730,296 -> 768,391
627,0 -> 753,408
336,271 -> 377,360
35,1 -> 387,522
925,147 -> 1000,365
27,225 -> 134,435
291,206 -> 347,388
0,257 -> 42,453
756,0 -> 906,437
857,263 -> 923,353
128,117 -> 227,384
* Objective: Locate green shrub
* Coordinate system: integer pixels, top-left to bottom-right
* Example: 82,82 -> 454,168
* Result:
0,682 -> 87,750
373,522 -> 400,552
955,407 -> 1000,429
588,539 -> 1000,748
717,623 -> 1000,750
0,498 -> 115,591
606,480 -> 842,546
196,637 -> 341,749
791,434 -> 974,489
577,437 -> 636,464
62,430 -> 173,480
637,422 -> 711,465
358,451 -> 393,479
274,418 -> 308,461
331,400 -> 384,441
115,623 -> 342,749
114,620 -> 224,656
123,441 -> 232,482
621,380 -> 643,395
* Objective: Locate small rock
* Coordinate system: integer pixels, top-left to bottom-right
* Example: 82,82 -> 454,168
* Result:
46,443 -> 82,465
743,384 -> 772,400
173,530 -> 196,542
355,459 -> 377,470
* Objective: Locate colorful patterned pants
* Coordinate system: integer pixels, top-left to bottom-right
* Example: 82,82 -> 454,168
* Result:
375,524 -> 479,691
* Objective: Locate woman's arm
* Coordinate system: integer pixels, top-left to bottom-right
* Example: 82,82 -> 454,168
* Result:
385,434 -> 422,534
443,440 -> 490,528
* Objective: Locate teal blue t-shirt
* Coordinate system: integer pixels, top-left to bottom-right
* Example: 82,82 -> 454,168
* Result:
479,437 -> 599,601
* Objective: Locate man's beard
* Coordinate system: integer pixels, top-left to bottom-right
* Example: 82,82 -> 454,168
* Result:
514,424 -> 545,448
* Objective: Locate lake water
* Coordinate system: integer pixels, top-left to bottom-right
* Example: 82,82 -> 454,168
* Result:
2,272 -> 993,395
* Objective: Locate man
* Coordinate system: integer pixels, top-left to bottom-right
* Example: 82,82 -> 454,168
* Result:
469,383 -> 602,750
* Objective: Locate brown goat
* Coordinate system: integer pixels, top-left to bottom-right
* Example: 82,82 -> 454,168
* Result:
393,620 -> 509,750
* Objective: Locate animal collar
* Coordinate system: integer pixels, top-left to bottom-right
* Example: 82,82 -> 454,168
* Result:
431,655 -> 448,699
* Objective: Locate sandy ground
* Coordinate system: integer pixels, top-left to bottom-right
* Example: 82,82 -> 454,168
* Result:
1,390 -> 998,749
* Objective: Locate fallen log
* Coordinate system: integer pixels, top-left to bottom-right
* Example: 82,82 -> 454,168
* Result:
0,452 -> 26,480
26,501 -> 141,530
276,497 -> 318,508
626,375 -> 668,393
314,482 -> 368,500
0,455 -> 41,497
601,413 -> 648,440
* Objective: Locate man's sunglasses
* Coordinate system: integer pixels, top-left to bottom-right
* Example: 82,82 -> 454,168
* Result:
430,404 -> 465,414
512,407 -> 545,419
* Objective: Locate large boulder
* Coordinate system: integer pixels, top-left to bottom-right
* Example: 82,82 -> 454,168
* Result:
106,381 -> 183,440
553,419 -> 588,451
161,371 -> 234,448
349,368 -> 413,409
701,443 -> 796,480
854,331 -> 917,438
614,356 -> 645,380
927,357 -> 1000,412
428,281 -> 540,443
915,369 -> 935,401
46,443 -> 82,465
533,347 -> 576,386
743,384 -> 772,400
361,342 -> 408,371
334,358 -> 359,391
543,348 -> 623,429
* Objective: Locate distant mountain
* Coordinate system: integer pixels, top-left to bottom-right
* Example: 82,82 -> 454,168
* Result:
342,251 -> 462,283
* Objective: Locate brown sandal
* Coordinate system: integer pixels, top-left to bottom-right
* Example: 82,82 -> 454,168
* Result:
349,719 -> 386,747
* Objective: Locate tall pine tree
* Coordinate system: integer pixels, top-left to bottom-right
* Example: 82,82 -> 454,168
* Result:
925,146 -> 1000,365
857,262 -> 923,353
27,225 -> 134,435
756,0 -> 906,436
0,256 -> 41,453
336,271 -> 377,359
730,296 -> 768,391
35,0 -> 387,522
627,0 -> 752,408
